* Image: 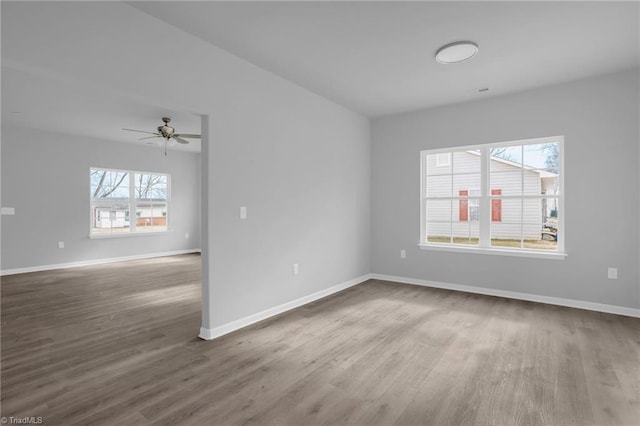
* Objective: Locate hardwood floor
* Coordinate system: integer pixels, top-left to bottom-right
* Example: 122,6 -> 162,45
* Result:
2,253 -> 639,425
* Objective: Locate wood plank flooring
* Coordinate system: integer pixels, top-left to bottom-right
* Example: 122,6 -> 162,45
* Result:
2,253 -> 639,425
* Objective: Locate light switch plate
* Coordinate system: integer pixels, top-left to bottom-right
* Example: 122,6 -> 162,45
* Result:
1,207 -> 15,215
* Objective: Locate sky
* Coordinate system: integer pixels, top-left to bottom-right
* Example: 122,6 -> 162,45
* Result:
492,142 -> 558,170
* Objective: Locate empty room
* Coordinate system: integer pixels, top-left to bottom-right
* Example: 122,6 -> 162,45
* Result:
1,1 -> 639,425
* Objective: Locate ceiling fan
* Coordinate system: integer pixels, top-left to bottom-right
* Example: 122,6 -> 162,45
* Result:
123,117 -> 200,155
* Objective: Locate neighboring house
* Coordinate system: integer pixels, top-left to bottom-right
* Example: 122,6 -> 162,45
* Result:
93,199 -> 167,230
94,208 -> 128,229
426,151 -> 558,240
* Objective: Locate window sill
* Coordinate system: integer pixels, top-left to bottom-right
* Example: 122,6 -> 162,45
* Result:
418,243 -> 566,260
89,230 -> 173,239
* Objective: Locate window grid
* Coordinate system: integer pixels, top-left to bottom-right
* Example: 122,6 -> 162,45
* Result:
421,136 -> 564,254
90,167 -> 170,236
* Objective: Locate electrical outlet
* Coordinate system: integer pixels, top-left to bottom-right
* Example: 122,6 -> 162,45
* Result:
293,263 -> 299,276
400,249 -> 406,259
607,267 -> 618,279
58,241 -> 65,249
185,233 -> 189,239
240,206 -> 247,220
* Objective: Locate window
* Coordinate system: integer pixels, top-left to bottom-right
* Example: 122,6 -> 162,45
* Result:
420,136 -> 564,257
90,168 -> 169,236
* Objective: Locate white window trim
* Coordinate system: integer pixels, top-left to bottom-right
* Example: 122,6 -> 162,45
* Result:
89,230 -> 173,239
89,167 -> 171,237
418,243 -> 567,260
419,136 -> 565,259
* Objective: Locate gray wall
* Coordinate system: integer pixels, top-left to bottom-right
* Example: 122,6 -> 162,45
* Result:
206,96 -> 371,328
1,125 -> 201,271
2,2 -> 372,332
372,68 -> 640,309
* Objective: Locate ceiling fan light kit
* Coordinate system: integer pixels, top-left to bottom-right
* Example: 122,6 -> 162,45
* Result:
123,117 -> 201,156
157,117 -> 176,138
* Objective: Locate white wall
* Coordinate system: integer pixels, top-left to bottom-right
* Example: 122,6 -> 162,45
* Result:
1,2 -> 371,333
1,125 -> 201,272
372,68 -> 640,310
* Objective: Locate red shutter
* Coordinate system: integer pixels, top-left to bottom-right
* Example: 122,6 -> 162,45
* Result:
459,190 -> 468,222
491,189 -> 502,222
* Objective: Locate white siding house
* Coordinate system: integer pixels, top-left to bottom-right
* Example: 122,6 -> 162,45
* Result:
426,151 -> 554,241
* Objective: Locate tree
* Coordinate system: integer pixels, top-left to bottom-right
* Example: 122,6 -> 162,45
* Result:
91,170 -> 166,199
541,143 -> 559,172
135,174 -> 165,199
91,170 -> 128,197
490,147 -> 516,162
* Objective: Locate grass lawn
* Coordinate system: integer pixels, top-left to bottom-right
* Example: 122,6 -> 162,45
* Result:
427,236 -> 557,250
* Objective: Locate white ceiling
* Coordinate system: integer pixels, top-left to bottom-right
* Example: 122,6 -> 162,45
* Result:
2,65 -> 202,153
2,1 -> 638,151
131,1 -> 640,117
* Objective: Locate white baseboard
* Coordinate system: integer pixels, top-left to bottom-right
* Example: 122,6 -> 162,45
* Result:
0,249 -> 201,276
198,326 -> 216,341
370,273 -> 640,318
198,273 -> 372,340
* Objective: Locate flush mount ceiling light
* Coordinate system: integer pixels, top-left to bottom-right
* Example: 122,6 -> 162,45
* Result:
435,41 -> 479,64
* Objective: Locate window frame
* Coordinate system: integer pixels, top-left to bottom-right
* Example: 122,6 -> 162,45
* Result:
419,136 -> 565,259
89,167 -> 171,238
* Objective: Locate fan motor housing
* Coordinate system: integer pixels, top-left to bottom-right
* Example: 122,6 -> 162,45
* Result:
158,125 -> 175,138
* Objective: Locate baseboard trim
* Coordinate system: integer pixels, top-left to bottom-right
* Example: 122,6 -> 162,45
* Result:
370,273 -> 640,318
0,249 -> 202,276
198,273 -> 372,340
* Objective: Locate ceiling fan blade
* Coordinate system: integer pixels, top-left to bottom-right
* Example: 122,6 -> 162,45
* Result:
138,135 -> 162,140
172,136 -> 190,144
174,133 -> 201,139
123,128 -> 159,136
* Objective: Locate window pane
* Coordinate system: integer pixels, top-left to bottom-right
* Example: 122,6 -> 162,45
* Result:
524,197 -> 559,250
90,170 -> 129,198
491,198 -> 522,248
90,169 -> 170,235
490,146 -> 522,196
524,143 -> 560,196
421,138 -> 563,253
91,204 -> 130,234
524,143 -> 559,172
539,170 -> 560,196
452,199 -> 479,245
453,174 -> 480,196
136,202 -> 167,232
426,153 -> 451,175
490,170 -> 522,196
90,169 -> 130,234
135,174 -> 166,200
452,150 -> 481,174
522,169 -> 544,195
426,174 -> 451,197
109,185 -> 130,199
491,146 -> 522,166
426,199 -> 452,243
135,173 -> 168,232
